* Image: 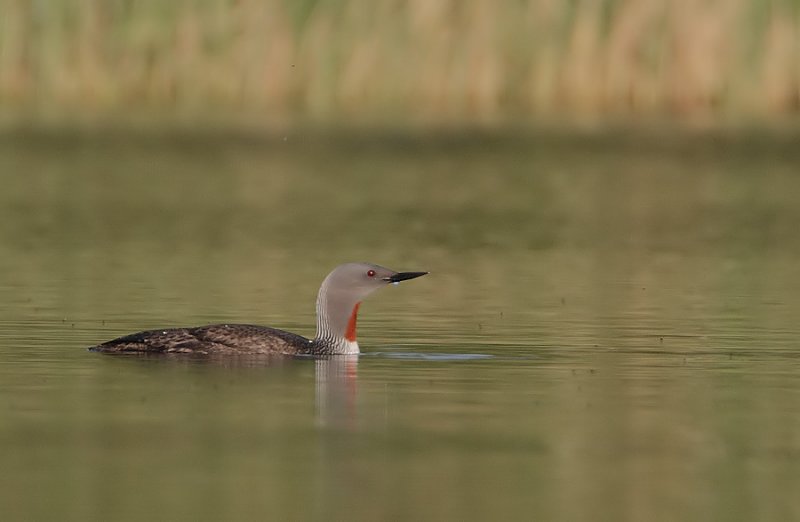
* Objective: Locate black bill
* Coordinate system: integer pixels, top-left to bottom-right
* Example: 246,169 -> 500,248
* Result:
385,271 -> 428,283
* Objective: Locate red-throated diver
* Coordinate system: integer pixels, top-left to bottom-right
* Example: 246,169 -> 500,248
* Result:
88,262 -> 427,356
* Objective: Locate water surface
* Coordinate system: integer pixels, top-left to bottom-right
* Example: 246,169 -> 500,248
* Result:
1,128 -> 799,521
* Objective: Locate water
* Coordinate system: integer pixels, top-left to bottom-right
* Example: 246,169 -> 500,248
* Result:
2,127 -> 800,521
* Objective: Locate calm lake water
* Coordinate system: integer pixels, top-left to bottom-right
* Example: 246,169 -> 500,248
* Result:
1,127 -> 799,521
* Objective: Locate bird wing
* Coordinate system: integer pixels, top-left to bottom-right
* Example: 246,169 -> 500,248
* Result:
90,324 -> 312,355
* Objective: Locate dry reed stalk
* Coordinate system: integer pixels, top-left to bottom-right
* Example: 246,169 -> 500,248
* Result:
0,0 -> 797,124
603,0 -> 664,113
760,13 -> 797,114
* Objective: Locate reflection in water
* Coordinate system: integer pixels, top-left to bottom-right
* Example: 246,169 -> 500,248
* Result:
315,355 -> 359,429
118,352 -> 296,368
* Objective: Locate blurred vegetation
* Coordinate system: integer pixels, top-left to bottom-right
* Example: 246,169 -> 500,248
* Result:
0,0 -> 798,126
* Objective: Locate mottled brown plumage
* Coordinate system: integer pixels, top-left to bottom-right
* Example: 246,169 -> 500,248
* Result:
90,324 -> 313,355
89,262 -> 427,357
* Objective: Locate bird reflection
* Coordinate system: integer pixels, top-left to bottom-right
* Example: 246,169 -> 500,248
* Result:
97,351 -> 361,427
315,355 -> 359,429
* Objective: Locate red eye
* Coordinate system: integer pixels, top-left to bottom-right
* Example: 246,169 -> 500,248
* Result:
367,270 -> 376,277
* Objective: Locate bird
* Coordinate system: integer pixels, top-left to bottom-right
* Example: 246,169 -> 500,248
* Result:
88,262 -> 428,356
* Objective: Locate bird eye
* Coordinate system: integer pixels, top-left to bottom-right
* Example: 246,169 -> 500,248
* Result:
367,270 -> 376,277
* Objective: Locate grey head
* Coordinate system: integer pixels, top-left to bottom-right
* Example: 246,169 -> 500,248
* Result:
314,262 -> 428,354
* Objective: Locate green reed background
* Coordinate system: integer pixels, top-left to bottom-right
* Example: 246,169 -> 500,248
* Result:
0,0 -> 798,125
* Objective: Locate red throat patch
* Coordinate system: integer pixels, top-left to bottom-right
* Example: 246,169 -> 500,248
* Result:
345,302 -> 361,342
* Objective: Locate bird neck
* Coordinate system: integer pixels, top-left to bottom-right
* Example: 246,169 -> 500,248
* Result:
313,283 -> 361,355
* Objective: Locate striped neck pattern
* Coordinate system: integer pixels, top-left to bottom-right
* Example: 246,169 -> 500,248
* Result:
313,280 -> 361,355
